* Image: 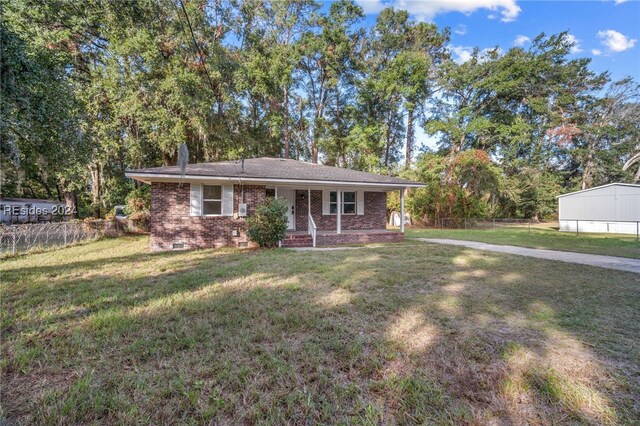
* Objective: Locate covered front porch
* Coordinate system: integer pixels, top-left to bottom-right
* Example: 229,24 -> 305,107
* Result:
269,185 -> 406,248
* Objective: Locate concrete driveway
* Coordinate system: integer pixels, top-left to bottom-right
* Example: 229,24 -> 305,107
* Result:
414,238 -> 640,274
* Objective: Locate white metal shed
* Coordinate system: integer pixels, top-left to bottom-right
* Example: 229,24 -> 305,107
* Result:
558,183 -> 640,235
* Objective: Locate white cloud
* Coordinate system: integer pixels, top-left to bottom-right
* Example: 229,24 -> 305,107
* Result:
591,49 -> 602,56
597,29 -> 637,52
614,0 -> 628,4
564,34 -> 583,53
450,45 -> 474,64
513,35 -> 530,47
355,0 -> 521,22
356,0 -> 386,14
454,24 -> 467,35
449,45 -> 502,64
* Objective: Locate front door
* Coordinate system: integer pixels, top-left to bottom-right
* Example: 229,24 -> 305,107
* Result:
279,189 -> 295,230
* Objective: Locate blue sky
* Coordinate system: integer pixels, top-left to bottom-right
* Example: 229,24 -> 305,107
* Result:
351,0 -> 640,80
333,0 -> 640,153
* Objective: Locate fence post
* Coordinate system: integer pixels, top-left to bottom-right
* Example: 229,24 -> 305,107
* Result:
493,218 -> 496,231
637,221 -> 639,242
528,221 -> 531,233
464,219 -> 467,230
64,222 -> 67,245
576,220 -> 579,237
12,226 -> 16,255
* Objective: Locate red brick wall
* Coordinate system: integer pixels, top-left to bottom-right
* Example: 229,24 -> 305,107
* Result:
150,183 -> 389,250
317,231 -> 403,246
295,190 -> 387,232
150,182 -> 266,251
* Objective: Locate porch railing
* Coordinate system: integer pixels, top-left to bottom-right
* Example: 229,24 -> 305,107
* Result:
308,213 -> 317,247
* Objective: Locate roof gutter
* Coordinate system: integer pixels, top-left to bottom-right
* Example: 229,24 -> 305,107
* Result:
124,172 -> 425,188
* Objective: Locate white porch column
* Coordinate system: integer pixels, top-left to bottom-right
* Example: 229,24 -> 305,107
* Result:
275,186 -> 278,198
400,189 -> 405,233
336,190 -> 342,234
308,188 -> 311,217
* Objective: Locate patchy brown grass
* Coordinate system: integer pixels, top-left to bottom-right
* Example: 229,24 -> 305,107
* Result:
1,236 -> 638,424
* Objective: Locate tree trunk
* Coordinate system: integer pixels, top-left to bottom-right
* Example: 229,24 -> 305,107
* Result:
64,191 -> 78,219
89,162 -> 102,218
217,93 -> 223,118
581,142 -> 597,189
384,120 -> 392,168
283,86 -> 290,159
336,90 -> 346,166
311,125 -> 319,164
384,132 -> 390,167
405,107 -> 414,168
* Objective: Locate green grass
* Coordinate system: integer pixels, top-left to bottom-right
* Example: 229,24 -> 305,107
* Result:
2,236 -> 639,424
405,224 -> 640,259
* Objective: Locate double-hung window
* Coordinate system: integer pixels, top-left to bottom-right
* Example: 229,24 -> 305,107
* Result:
329,192 -> 338,214
329,191 -> 356,215
342,191 -> 356,214
202,185 -> 222,215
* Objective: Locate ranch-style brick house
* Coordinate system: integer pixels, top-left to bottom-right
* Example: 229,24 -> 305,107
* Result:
125,157 -> 424,250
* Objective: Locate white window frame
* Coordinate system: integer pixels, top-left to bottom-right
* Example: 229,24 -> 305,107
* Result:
329,191 -> 357,215
202,184 -> 223,216
329,191 -> 338,215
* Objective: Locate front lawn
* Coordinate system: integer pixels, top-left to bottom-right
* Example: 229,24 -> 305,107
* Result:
405,225 -> 640,259
2,236 -> 638,424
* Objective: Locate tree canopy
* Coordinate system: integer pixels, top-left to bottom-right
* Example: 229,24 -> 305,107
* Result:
1,0 -> 638,220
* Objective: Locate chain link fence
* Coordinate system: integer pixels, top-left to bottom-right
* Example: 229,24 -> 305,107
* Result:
437,218 -> 534,230
560,219 -> 640,240
428,217 -> 639,240
1,220 -> 130,256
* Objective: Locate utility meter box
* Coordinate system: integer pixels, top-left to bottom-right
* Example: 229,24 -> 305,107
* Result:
238,203 -> 248,217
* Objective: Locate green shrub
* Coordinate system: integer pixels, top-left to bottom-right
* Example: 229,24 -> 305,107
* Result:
247,197 -> 288,248
125,186 -> 150,215
406,151 -> 503,225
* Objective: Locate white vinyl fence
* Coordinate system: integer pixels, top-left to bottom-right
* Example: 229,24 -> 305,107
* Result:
0,221 -> 125,256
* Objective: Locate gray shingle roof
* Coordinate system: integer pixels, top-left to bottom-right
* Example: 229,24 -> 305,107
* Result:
126,157 -> 423,187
